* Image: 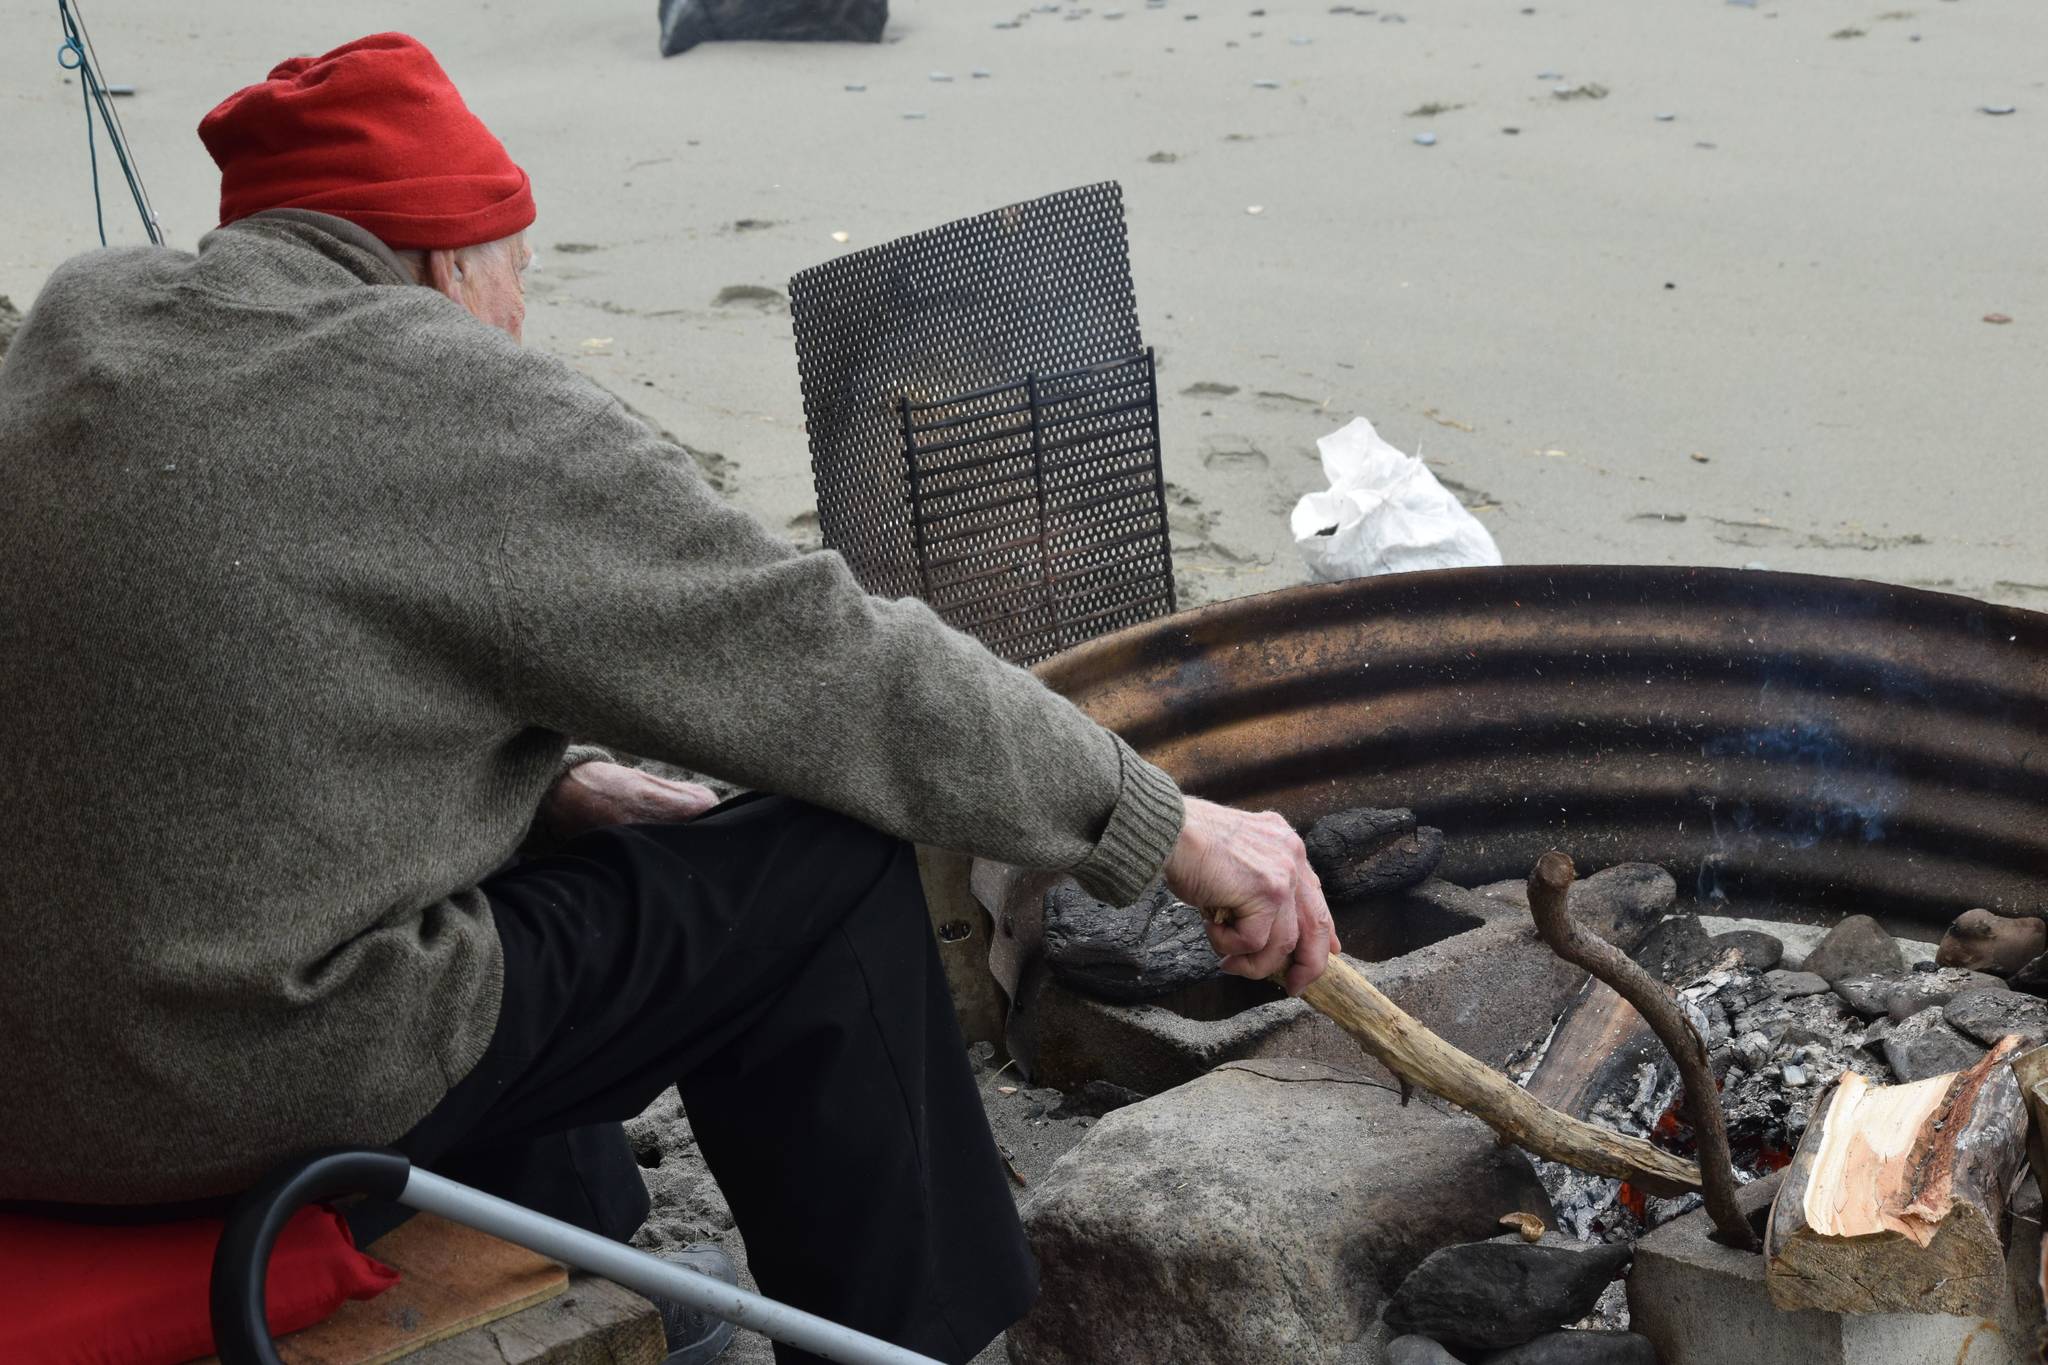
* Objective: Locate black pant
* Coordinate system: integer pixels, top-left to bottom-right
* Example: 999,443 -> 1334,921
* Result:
393,794 -> 1036,1364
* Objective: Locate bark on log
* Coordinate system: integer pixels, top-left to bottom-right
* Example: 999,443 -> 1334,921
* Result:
1294,954 -> 1703,1197
1764,1036 -> 2026,1317
1525,852 -> 1757,1251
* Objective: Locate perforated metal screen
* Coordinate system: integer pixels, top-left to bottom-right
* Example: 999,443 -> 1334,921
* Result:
900,351 -> 1175,664
789,183 -> 1174,661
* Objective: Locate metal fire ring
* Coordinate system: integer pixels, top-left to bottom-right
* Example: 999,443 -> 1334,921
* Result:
1030,565 -> 2048,935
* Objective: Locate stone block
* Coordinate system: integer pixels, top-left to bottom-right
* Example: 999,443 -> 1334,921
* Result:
1628,1170 -> 2039,1365
1022,886 -> 1585,1094
1008,1058 -> 1552,1365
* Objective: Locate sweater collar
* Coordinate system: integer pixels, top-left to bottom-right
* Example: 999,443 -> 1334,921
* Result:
203,210 -> 415,289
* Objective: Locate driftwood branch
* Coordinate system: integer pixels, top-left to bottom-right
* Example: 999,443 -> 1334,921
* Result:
1525,850 -> 1757,1250
1293,954 -> 1703,1197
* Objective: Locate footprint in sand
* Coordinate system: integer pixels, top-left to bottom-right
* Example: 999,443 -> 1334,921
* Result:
712,284 -> 787,311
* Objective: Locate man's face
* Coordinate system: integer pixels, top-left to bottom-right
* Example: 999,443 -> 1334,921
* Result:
456,233 -> 533,343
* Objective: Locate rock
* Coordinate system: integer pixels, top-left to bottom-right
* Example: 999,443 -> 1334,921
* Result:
1302,807 -> 1446,901
1388,1337 -> 1463,1365
2011,952 -> 2048,999
1631,913 -> 1720,984
1883,966 -> 2007,1021
1053,1079 -> 1144,1119
1711,930 -> 1784,972
1008,1059 -> 1552,1365
1881,1009 -> 1988,1082
1944,989 -> 2048,1049
1042,881 -> 1223,1003
1831,974 -> 1900,1019
1765,969 -> 1831,999
1937,909 -> 2048,977
1469,864 -> 1674,955
1484,1330 -> 1658,1364
1385,1234 -> 1631,1352
1802,914 -> 1905,985
658,0 -> 887,55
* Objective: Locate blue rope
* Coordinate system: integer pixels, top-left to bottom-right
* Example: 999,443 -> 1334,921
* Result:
56,0 -> 160,247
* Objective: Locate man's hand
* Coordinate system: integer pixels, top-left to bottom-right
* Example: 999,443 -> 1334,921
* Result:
540,760 -> 721,840
1163,796 -> 1339,995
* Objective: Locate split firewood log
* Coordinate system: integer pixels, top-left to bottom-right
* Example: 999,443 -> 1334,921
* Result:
1764,1036 -> 2027,1318
2010,1045 -> 2048,1362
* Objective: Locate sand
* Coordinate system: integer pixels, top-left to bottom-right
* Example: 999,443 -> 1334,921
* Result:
3,0 -> 2044,609
2,1 -> 2043,1358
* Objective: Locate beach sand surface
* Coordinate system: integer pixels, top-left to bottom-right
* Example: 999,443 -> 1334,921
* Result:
3,1 -> 2045,1360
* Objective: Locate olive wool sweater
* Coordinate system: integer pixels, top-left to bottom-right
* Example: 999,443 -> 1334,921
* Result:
0,212 -> 1183,1203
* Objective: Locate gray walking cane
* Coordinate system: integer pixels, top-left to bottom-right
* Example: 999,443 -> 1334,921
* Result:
210,1149 -> 944,1365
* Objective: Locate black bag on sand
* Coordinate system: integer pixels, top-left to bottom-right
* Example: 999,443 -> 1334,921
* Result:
658,0 -> 888,56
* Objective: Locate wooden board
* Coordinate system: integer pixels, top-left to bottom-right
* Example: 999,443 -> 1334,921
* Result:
198,1213 -> 568,1365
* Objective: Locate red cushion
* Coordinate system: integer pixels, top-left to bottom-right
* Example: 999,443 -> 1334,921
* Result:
0,1205 -> 399,1365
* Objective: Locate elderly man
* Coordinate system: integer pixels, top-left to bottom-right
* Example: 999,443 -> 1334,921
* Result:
0,32 -> 1333,1365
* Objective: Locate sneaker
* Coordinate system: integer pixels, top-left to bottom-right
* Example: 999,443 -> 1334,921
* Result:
654,1243 -> 740,1365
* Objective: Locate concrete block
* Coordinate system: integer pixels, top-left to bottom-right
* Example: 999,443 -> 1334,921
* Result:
1629,1170 -> 2038,1365
1022,883 -> 1587,1094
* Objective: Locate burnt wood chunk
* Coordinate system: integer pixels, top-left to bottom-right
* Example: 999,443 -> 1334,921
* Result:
1765,1038 -> 2027,1317
1302,807 -> 1446,901
1041,882 -> 1222,1003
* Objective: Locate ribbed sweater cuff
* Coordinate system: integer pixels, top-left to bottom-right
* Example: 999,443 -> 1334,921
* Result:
554,742 -> 618,785
1069,737 -> 1185,905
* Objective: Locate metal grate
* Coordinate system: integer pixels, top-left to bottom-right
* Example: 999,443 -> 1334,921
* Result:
788,182 -> 1175,661
900,350 -> 1175,665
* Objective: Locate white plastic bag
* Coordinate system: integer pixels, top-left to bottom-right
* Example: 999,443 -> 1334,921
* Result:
1289,417 -> 1503,580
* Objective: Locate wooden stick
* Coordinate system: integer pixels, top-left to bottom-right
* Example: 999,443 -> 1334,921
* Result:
1295,953 -> 1703,1197
1525,850 -> 1757,1249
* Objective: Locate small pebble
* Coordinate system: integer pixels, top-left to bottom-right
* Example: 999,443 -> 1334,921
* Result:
1981,104 -> 2017,116
1690,452 -> 1711,463
1913,957 -> 1939,971
1783,1064 -> 1809,1086
1290,34 -> 1313,44
844,83 -> 867,92
1984,313 -> 2014,324
1537,70 -> 1563,79
1414,131 -> 1437,145
972,67 -> 993,78
994,19 -> 1021,27
1246,204 -> 1265,214
902,111 -> 928,120
929,71 -> 953,82
1655,111 -> 1676,121
830,231 -> 851,243
1253,78 -> 1281,88
1104,7 -> 1125,14
1502,126 -> 1521,135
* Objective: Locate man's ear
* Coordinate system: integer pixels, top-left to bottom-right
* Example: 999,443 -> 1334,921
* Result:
424,249 -> 464,303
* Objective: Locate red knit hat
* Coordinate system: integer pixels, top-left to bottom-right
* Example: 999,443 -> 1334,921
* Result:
199,32 -> 535,250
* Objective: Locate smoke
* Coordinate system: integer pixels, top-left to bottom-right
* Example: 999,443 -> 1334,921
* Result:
1695,720 -> 1905,903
